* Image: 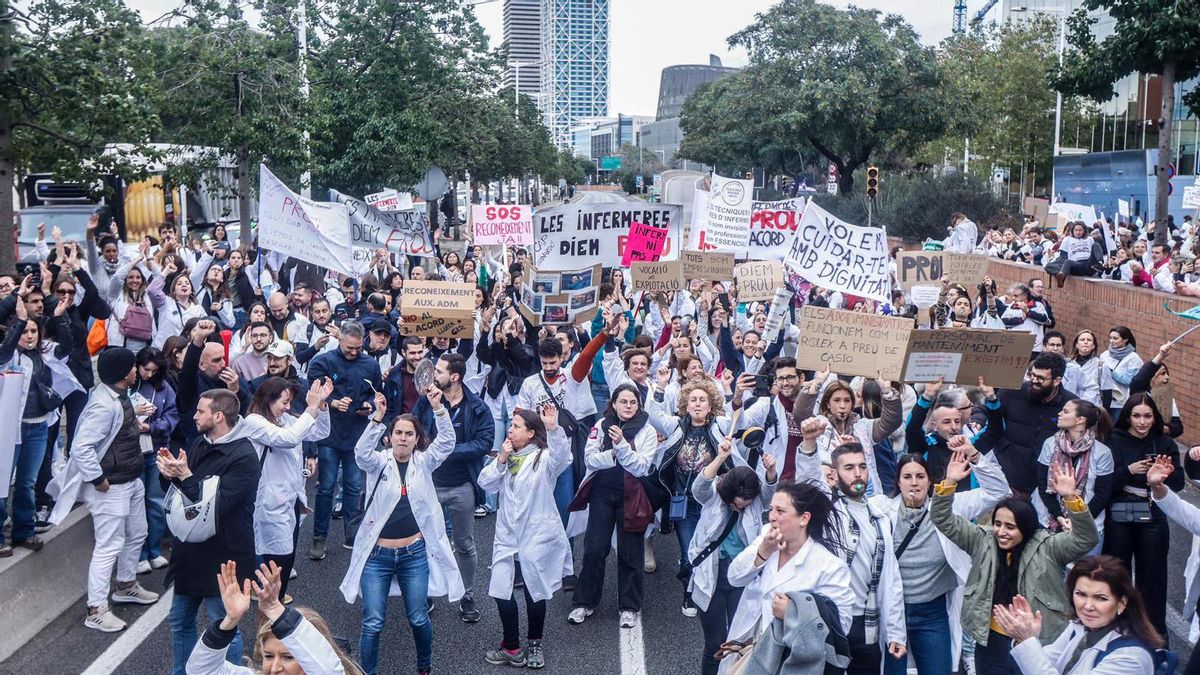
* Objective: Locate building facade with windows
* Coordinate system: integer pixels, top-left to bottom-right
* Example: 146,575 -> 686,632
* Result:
540,0 -> 610,149
502,0 -> 542,98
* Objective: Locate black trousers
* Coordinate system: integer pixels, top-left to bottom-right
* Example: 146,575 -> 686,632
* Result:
260,502 -> 303,598
35,389 -> 87,508
847,615 -> 882,675
496,562 -> 545,650
572,484 -> 644,612
1104,515 -> 1170,643
975,631 -> 1020,675
698,557 -> 743,675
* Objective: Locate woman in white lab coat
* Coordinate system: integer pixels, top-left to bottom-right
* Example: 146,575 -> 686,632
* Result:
339,389 -> 462,675
242,375 -> 332,598
477,406 -> 570,670
718,481 -> 855,675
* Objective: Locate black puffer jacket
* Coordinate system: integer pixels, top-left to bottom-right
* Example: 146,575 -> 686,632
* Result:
981,383 -> 1075,496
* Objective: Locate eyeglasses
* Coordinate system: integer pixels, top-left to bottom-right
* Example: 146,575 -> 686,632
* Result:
775,375 -> 800,382
56,289 -> 76,296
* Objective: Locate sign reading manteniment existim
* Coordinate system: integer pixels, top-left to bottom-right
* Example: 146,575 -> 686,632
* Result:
900,328 -> 1034,389
532,203 -> 682,270
784,201 -> 888,303
472,204 -> 533,246
398,281 -> 476,338
794,306 -> 912,380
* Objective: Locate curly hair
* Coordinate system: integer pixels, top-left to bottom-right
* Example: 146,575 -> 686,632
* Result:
676,378 -> 722,419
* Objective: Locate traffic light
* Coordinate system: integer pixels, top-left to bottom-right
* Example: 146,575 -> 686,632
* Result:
866,166 -> 880,198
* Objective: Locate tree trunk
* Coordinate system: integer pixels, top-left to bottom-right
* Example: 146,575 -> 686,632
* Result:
0,4 -> 14,275
1154,61 -> 1176,247
837,165 -> 857,195
237,145 -> 252,249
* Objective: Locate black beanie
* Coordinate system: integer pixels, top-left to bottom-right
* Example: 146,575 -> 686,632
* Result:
98,348 -> 137,387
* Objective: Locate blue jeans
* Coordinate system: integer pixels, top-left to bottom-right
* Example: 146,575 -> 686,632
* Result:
884,594 -> 953,675
140,453 -> 167,559
590,380 -> 610,416
674,497 -> 703,597
313,445 -> 363,540
553,465 -> 574,526
359,541 -> 432,674
169,594 -> 241,675
232,308 -> 247,332
0,422 -> 49,545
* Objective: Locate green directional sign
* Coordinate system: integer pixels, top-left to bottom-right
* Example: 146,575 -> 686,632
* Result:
599,156 -> 622,171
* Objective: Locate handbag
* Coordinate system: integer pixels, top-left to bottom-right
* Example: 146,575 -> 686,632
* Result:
164,475 -> 220,543
1110,500 -> 1153,524
622,472 -> 655,533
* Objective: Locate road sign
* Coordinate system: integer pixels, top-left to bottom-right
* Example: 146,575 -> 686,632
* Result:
600,156 -> 622,171
635,175 -> 644,189
826,163 -> 838,195
415,166 -> 448,201
653,174 -> 662,189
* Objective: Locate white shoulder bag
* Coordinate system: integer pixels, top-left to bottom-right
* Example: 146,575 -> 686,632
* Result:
164,475 -> 220,543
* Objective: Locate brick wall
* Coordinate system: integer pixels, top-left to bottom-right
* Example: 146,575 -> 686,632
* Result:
985,258 -> 1200,443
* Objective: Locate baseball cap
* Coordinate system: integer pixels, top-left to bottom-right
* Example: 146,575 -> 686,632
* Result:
265,340 -> 295,358
370,319 -> 395,336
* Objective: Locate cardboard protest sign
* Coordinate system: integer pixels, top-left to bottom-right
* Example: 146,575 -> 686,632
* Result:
331,189 -> 436,259
900,329 -> 1034,389
763,287 -> 793,341
794,306 -> 911,380
705,173 -> 753,250
398,280 -> 476,338
519,264 -> 601,325
783,201 -> 888,303
259,166 -> 359,276
532,203 -> 682,270
680,250 -> 735,281
1023,196 -> 1050,225
631,260 -> 684,293
688,196 -> 806,261
472,204 -> 533,246
895,251 -> 989,288
365,189 -> 413,212
1048,202 -> 1098,229
734,260 -> 785,302
910,285 -> 941,309
622,222 -> 669,265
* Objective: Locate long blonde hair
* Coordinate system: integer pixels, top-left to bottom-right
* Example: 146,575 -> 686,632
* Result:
254,606 -> 364,675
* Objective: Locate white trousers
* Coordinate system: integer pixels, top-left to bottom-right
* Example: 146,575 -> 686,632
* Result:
84,480 -> 147,610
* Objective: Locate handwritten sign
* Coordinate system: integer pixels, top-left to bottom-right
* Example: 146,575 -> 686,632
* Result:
331,189 -> 435,258
895,251 -> 989,288
365,189 -> 413,212
910,285 -> 941,309
532,203 -> 682,270
899,329 -> 1034,389
794,306 -> 912,380
680,249 -> 735,281
398,280 -> 476,338
688,196 -> 806,261
631,260 -> 684,293
783,201 -> 888,303
705,173 -> 753,249
472,204 -> 533,245
622,221 -> 669,265
259,166 -> 358,275
763,287 -> 793,341
734,260 -> 785,302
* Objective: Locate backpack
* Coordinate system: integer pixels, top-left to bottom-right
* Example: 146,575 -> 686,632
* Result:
1094,635 -> 1177,675
119,300 -> 154,342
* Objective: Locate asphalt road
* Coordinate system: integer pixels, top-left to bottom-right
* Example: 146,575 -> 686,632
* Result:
5,482 -> 1199,675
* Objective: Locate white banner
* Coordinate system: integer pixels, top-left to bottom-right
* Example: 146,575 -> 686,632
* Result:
689,196 -> 806,260
1118,199 -> 1131,218
783,201 -> 889,303
532,203 -> 682,270
258,165 -> 359,276
0,372 -> 25,492
705,173 -> 753,249
331,189 -> 436,259
365,189 -> 413,212
1048,202 -> 1098,225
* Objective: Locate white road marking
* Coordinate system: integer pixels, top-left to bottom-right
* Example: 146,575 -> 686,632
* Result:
620,614 -> 648,675
82,587 -> 174,675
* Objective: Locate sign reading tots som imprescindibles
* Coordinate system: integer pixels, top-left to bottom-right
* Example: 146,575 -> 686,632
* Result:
783,201 -> 889,303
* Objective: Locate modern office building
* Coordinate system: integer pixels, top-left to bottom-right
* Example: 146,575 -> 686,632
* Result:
502,0 -> 541,98
637,56 -> 739,172
569,114 -> 653,162
540,0 -> 610,149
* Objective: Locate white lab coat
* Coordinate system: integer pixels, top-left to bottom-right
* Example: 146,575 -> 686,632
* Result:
686,469 -> 777,612
1010,622 -> 1154,674
339,412 -> 464,603
721,531 -> 855,675
47,384 -> 126,525
477,427 -> 573,602
737,395 -> 791,471
870,451 -> 1012,671
1152,488 -> 1200,641
565,418 -> 659,538
242,410 -> 330,556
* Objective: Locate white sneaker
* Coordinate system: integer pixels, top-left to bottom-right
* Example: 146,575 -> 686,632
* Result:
619,610 -> 639,628
289,567 -> 298,580
643,546 -> 657,573
136,560 -> 152,575
149,555 -> 169,569
111,582 -> 160,605
84,609 -> 126,632
566,607 -> 594,625
681,600 -> 698,618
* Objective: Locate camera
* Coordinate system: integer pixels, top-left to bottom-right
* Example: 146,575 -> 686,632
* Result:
751,373 -> 773,398
18,263 -> 40,288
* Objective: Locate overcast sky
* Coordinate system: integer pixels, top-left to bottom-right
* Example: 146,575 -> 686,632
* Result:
126,0 -> 958,117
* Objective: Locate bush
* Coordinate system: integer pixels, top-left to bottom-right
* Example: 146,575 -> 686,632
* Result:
810,170 -> 1021,242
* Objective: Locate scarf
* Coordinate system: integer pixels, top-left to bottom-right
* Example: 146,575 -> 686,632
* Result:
1106,343 -> 1134,362
601,408 -> 649,454
507,444 -> 542,477
1047,429 -> 1095,500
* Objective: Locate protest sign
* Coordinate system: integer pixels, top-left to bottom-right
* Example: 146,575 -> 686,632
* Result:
631,260 -> 683,293
895,251 -> 989,288
1023,196 -> 1050,224
680,249 -> 735,281
763,287 -> 793,341
398,280 -> 476,338
472,204 -> 533,246
0,373 -> 25,497
520,264 -> 601,325
900,329 -> 1034,389
622,222 -> 669,265
688,196 -> 806,260
794,306 -> 911,380
365,189 -> 413,212
259,166 -> 359,276
532,203 -> 682,270
705,173 -> 753,250
331,189 -> 436,258
1184,185 -> 1200,210
1048,202 -> 1098,228
1118,199 -> 1131,218
783,201 -> 889,303
734,260 -> 785,302
910,285 -> 941,309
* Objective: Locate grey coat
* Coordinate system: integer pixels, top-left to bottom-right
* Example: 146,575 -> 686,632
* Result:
741,591 -> 846,675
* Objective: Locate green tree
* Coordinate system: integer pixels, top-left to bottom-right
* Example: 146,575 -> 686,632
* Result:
612,144 -> 666,195
680,0 -> 960,194
1053,0 -> 1200,243
0,0 -> 161,271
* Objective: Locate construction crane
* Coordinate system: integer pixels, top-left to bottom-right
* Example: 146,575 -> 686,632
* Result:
953,0 -> 967,34
969,0 -> 1000,30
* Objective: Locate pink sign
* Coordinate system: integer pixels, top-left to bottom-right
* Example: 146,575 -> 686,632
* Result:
621,221 -> 669,266
472,204 -> 533,245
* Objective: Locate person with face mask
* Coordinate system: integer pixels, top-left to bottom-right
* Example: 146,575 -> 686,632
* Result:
478,406 -> 569,669
931,459 -> 1098,675
340,387 -> 462,675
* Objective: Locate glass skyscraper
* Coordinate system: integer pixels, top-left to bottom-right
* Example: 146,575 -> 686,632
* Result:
540,0 -> 610,149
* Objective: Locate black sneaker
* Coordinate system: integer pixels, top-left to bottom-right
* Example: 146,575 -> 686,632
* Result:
561,574 -> 577,592
33,507 -> 51,534
460,598 -> 481,623
14,536 -> 44,552
331,501 -> 343,520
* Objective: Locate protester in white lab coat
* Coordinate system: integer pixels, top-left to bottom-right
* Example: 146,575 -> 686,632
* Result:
943,212 -> 979,253
242,375 -> 332,599
477,406 -> 571,669
339,388 -> 462,675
